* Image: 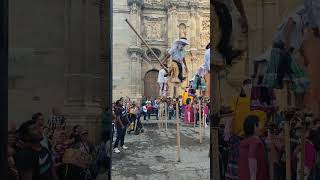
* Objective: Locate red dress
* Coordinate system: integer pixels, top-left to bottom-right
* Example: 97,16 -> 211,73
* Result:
184,104 -> 194,124
238,137 -> 269,180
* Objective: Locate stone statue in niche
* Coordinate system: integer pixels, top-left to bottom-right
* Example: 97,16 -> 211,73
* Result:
179,23 -> 187,38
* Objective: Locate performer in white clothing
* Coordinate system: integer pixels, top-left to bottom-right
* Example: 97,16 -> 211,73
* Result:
157,65 -> 168,97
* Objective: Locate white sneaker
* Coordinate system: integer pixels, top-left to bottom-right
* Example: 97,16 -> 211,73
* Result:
113,148 -> 120,153
122,145 -> 128,150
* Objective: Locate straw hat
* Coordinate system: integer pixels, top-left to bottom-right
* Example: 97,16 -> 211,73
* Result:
175,38 -> 189,45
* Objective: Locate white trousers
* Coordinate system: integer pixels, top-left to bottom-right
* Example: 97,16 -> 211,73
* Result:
159,83 -> 168,97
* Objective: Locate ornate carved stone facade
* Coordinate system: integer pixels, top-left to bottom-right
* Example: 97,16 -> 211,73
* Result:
113,0 -> 210,102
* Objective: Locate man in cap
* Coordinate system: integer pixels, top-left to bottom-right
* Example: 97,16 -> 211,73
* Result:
161,37 -> 189,97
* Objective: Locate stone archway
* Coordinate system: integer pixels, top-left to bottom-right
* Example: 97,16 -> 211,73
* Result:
144,70 -> 159,98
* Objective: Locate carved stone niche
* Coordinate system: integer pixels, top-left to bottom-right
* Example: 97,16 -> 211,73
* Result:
145,48 -> 162,61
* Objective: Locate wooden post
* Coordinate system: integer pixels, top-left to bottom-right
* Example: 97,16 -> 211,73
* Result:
165,101 -> 168,131
300,120 -> 306,180
284,120 -> 291,180
194,103 -> 196,129
176,101 -> 181,162
160,102 -> 164,129
199,99 -> 202,143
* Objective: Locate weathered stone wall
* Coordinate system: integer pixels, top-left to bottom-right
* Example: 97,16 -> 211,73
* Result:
9,0 -> 67,125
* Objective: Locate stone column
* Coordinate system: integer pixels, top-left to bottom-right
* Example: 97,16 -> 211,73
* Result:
64,0 -> 102,143
128,47 -> 144,102
190,1 -> 198,46
128,0 -> 143,101
167,1 -> 178,46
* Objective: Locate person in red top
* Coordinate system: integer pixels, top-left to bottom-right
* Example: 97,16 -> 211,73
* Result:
146,103 -> 153,120
238,115 -> 269,180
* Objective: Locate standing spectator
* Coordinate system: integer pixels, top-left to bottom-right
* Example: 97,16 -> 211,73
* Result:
142,104 -> 147,120
48,107 -> 66,131
238,115 -> 269,180
32,112 -> 49,150
15,120 -> 59,180
69,125 -> 82,145
113,99 -> 129,153
147,103 -> 153,120
294,129 -> 316,180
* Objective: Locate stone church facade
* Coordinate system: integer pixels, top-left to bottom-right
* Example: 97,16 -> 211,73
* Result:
112,0 -> 210,102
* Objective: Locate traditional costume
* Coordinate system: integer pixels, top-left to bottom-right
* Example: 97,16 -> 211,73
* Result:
263,7 -> 310,94
157,67 -> 168,97
250,48 -> 278,114
167,38 -> 189,97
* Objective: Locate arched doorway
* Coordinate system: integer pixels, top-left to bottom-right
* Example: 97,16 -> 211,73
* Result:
144,70 -> 159,98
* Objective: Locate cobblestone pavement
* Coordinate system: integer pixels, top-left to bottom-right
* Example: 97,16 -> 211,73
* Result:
100,119 -> 210,180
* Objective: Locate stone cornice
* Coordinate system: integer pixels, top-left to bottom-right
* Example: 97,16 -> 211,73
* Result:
127,46 -> 144,56
128,0 -> 144,6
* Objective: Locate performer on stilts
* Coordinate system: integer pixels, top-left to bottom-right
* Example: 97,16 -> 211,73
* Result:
161,38 -> 189,98
213,0 -> 248,65
157,64 -> 168,97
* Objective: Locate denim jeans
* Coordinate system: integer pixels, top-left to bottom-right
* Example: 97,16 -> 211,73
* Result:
113,127 -> 126,148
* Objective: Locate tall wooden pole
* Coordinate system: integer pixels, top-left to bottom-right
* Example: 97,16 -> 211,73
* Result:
199,99 -> 203,143
165,101 -> 168,131
194,102 -> 196,129
125,19 -> 167,70
284,120 -> 291,180
176,101 -> 181,162
300,119 -> 306,180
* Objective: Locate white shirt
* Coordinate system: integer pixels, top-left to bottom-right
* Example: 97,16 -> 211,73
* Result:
157,69 -> 167,83
142,106 -> 147,113
168,48 -> 185,64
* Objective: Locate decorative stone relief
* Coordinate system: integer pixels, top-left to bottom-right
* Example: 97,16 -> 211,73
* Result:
200,16 -> 210,48
143,17 -> 166,41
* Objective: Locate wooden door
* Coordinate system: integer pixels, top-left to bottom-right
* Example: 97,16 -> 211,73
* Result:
144,70 -> 160,98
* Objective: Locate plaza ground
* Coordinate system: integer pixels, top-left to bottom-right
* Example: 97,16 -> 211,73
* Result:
101,118 -> 210,180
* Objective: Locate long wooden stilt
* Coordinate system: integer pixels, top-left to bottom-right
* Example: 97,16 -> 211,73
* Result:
284,120 -> 291,180
165,102 -> 168,131
300,119 -> 306,180
176,101 -> 181,162
199,99 -> 202,144
193,103 -> 196,129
